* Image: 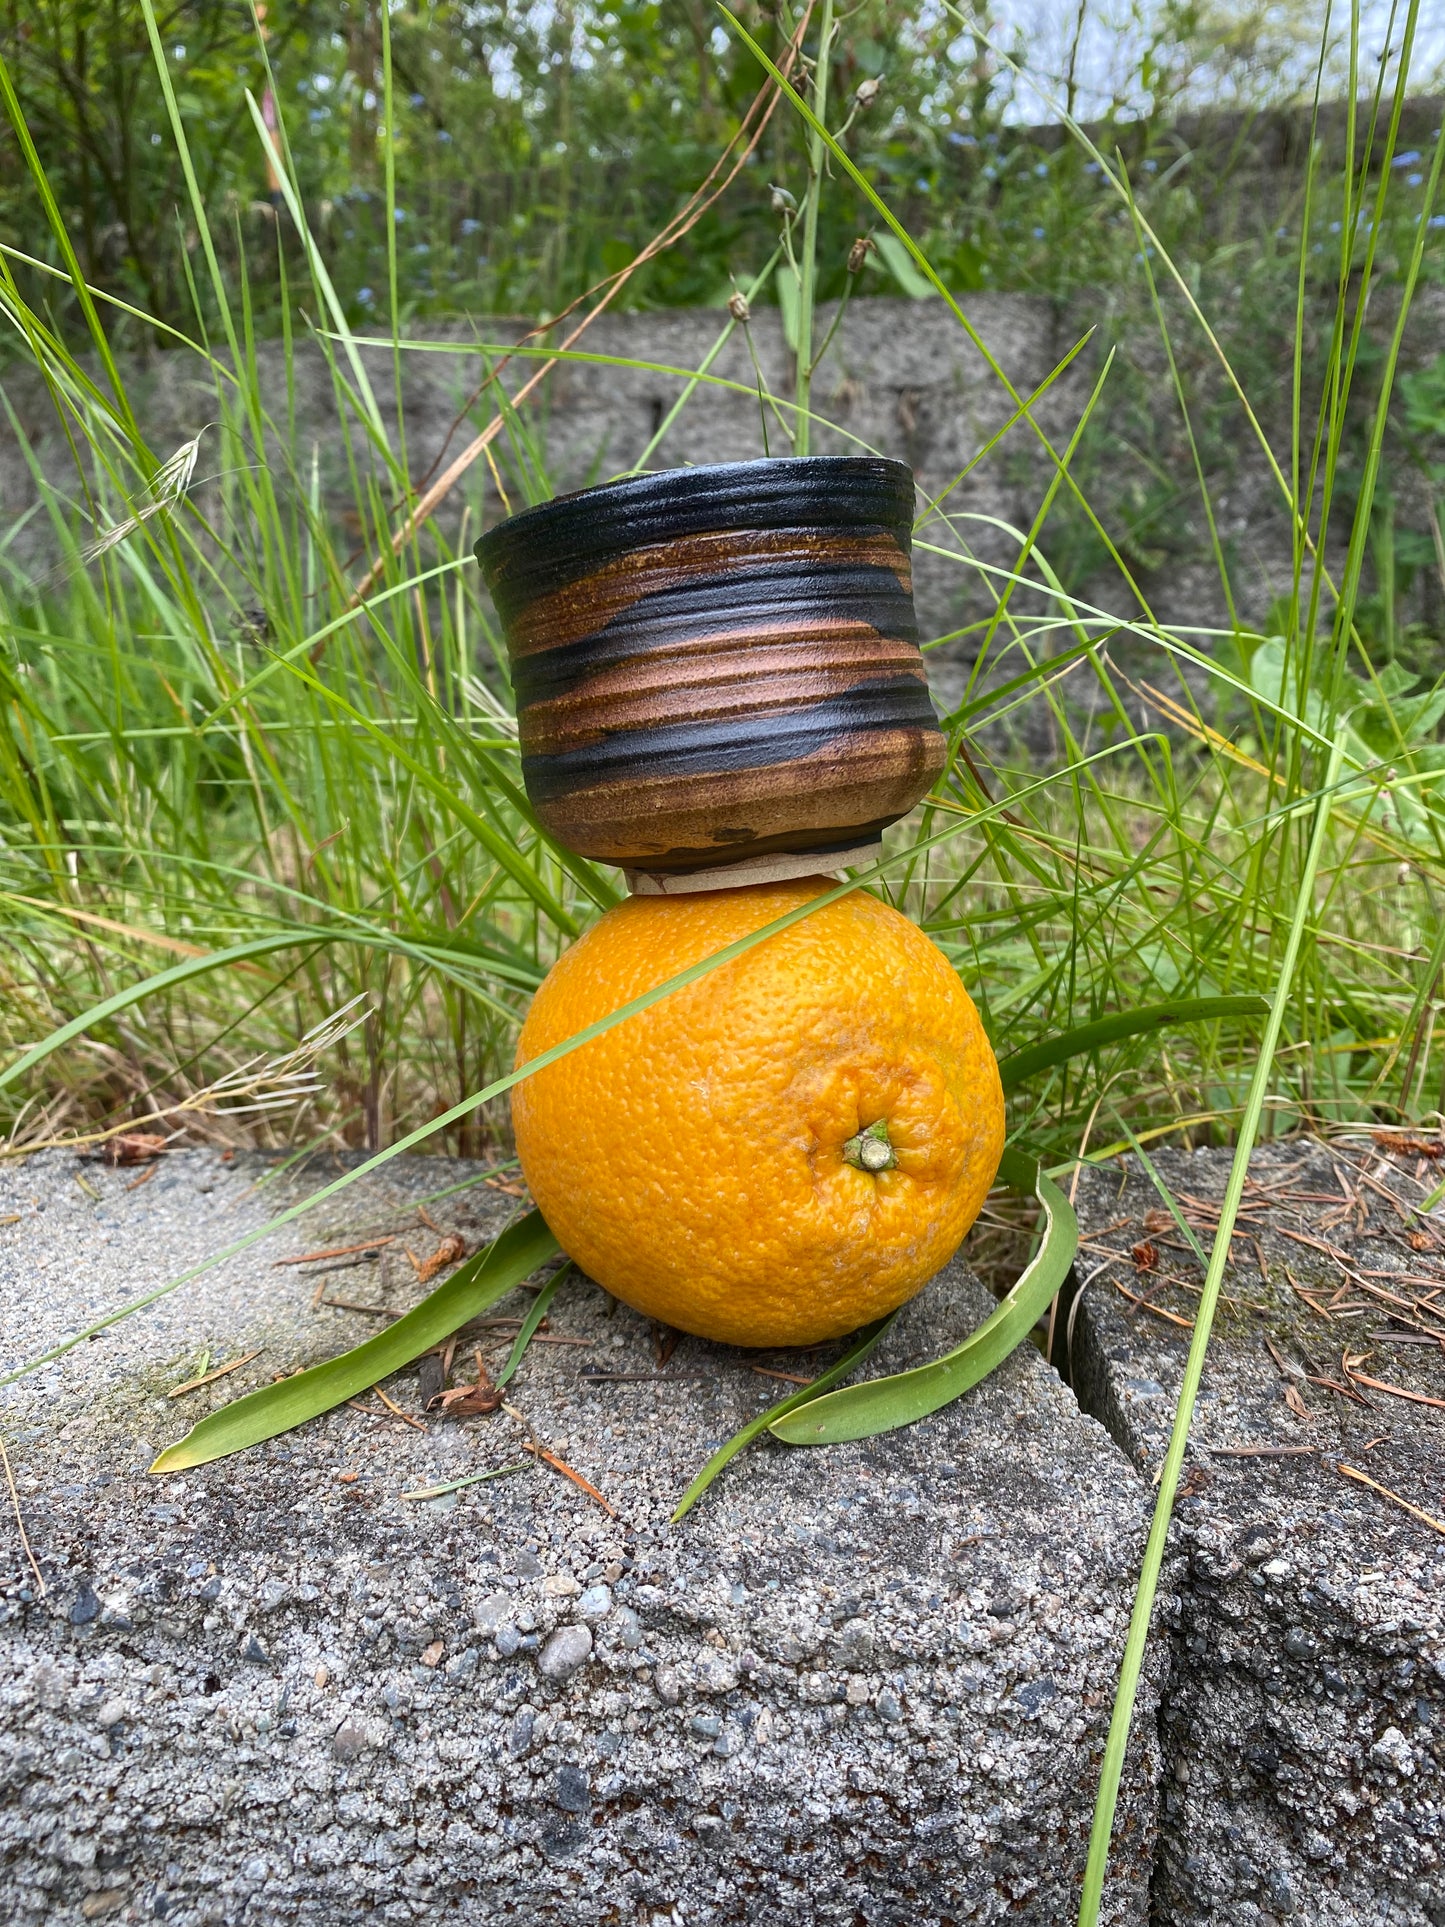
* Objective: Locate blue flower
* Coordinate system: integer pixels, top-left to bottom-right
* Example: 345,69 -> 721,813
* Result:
460,218 -> 482,236
1430,214 -> 1445,229
394,207 -> 407,223
357,287 -> 374,304
1408,173 -> 1423,187
1032,226 -> 1044,237
1392,150 -> 1422,167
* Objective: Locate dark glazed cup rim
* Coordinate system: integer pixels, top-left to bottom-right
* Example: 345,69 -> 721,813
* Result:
475,456 -> 916,614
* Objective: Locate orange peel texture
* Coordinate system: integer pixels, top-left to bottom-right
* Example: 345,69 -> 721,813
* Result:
511,878 -> 1005,1348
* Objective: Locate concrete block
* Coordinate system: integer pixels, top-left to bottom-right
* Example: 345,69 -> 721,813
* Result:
0,1148 -> 1161,1924
1071,1139 -> 1445,1927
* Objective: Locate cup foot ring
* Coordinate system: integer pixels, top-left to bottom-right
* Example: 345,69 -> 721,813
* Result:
623,842 -> 884,896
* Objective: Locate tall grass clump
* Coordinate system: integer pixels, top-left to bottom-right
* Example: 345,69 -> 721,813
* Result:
1,1 -> 1443,1913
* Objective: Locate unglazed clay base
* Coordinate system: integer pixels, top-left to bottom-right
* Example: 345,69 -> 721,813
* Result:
623,841 -> 883,895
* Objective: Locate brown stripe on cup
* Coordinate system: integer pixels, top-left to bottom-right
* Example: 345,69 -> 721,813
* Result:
475,457 -> 946,882
502,525 -> 912,662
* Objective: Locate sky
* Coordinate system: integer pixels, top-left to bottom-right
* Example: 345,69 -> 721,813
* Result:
977,1 -> 1445,123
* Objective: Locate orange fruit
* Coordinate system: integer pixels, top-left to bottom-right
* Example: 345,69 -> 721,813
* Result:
511,878 -> 1004,1347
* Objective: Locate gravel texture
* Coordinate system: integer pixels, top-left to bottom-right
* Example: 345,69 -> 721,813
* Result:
0,1148 -> 1163,1926
1070,1138 -> 1445,1927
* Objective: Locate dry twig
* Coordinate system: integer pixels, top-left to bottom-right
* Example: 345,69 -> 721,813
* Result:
522,1441 -> 616,1515
1338,1464 -> 1445,1539
0,1436 -> 44,1596
167,1348 -> 264,1397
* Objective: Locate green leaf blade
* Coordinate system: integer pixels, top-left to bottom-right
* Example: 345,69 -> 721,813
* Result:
494,1260 -> 570,1390
669,1314 -> 895,1523
151,1209 -> 562,1472
997,995 -> 1271,1093
768,1148 -> 1076,1446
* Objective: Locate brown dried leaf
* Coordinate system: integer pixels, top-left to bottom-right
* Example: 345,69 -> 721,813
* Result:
1283,1383 -> 1311,1420
104,1132 -> 168,1166
1141,1209 -> 1173,1235
408,1233 -> 467,1284
439,1347 -> 502,1416
440,1383 -> 503,1416
1132,1240 -> 1159,1273
1374,1132 -> 1445,1160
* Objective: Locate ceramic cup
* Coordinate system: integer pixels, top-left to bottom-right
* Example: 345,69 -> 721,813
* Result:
474,456 -> 945,882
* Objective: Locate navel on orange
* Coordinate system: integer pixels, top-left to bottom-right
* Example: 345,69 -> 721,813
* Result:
511,878 -> 1004,1348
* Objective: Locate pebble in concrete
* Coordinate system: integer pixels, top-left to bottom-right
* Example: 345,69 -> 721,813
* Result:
0,1149 -> 1164,1925
536,1623 -> 592,1682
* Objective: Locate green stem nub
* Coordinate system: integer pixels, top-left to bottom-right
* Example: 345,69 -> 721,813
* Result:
842,1120 -> 896,1172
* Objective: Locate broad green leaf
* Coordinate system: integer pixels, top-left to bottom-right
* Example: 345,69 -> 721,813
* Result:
150,1209 -> 561,1472
871,230 -> 935,300
769,1147 -> 1075,1445
996,995 -> 1271,1092
775,263 -> 801,353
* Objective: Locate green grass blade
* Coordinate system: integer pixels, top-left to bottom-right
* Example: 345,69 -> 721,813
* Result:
718,5 -> 1159,624
494,1260 -> 570,1391
996,996 -> 1271,1092
242,93 -> 386,441
1113,1119 -> 1209,1269
0,52 -> 142,445
136,0 -> 244,375
1076,736 -> 1346,1926
150,1209 -> 561,1472
401,1463 -> 531,1502
769,1147 -> 1075,1446
669,1314 -> 895,1524
0,865 -> 903,1384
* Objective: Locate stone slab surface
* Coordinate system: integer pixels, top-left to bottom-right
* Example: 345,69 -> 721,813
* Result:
0,1148 -> 1162,1926
0,296 -> 1080,655
1070,1137 -> 1445,1927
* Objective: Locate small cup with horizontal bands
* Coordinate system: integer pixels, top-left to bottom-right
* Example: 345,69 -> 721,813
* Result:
475,456 -> 946,887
